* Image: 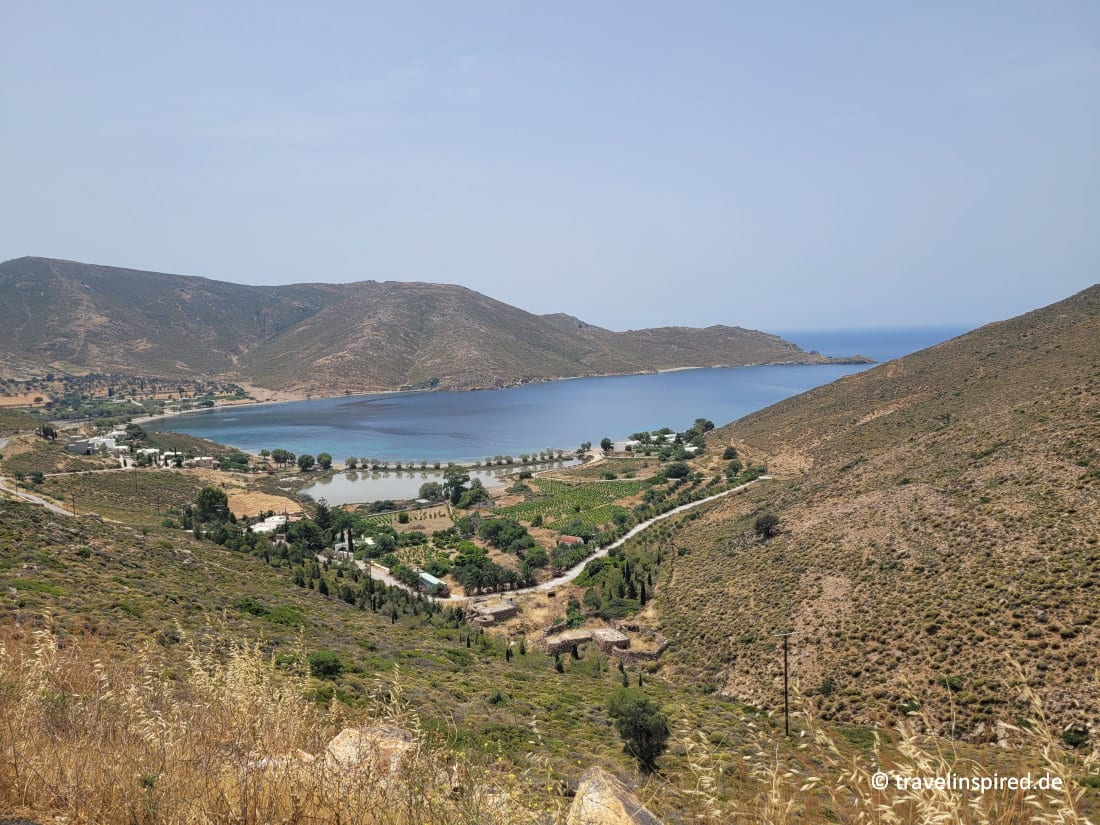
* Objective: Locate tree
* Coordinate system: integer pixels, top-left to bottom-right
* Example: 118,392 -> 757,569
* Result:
607,688 -> 670,772
442,465 -> 471,505
345,456 -> 358,469
195,486 -> 229,524
316,452 -> 333,470
456,478 -> 490,508
28,470 -> 45,485
418,481 -> 444,502
37,424 -> 58,441
314,499 -> 333,532
271,448 -> 294,467
297,454 -> 316,472
600,436 -> 613,452
722,446 -> 739,460
754,512 -> 780,539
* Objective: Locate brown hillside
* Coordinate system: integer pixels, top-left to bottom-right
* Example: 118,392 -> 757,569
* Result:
658,284 -> 1100,739
0,256 -> 864,393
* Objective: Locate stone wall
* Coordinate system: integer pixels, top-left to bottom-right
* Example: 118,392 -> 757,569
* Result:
608,622 -> 670,662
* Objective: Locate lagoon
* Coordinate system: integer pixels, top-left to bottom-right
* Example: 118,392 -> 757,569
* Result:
301,462 -> 575,505
152,327 -> 965,464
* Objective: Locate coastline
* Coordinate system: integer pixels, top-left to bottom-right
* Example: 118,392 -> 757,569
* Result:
132,356 -> 876,431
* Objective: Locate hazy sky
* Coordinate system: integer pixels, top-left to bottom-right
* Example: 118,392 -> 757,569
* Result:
2,2 -> 1097,331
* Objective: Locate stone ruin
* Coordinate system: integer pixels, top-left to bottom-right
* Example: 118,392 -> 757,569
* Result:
541,621 -> 669,661
466,597 -> 518,626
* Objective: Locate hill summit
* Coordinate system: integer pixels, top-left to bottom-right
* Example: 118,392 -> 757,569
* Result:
0,256 -> 867,393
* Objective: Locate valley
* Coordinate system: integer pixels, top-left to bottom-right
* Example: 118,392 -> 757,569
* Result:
0,285 -> 1097,824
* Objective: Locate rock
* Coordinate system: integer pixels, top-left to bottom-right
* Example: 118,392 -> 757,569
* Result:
325,724 -> 414,774
566,766 -> 663,825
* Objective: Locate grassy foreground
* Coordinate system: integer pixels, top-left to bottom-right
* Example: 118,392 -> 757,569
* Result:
1,620 -> 1095,825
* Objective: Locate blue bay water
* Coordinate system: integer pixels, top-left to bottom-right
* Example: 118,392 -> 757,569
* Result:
776,326 -> 967,363
153,327 -> 965,463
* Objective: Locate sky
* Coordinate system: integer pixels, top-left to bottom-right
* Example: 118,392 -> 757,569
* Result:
1,2 -> 1097,331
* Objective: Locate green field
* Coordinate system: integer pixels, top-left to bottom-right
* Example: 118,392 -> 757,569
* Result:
495,478 -> 645,528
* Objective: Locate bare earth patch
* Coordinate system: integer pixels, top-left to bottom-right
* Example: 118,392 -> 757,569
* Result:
226,489 -> 302,518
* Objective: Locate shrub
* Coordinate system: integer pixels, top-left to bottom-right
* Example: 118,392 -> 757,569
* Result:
753,512 -> 780,539
664,462 -> 691,479
307,650 -> 344,679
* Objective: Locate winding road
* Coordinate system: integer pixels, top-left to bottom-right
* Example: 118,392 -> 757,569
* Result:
359,475 -> 772,603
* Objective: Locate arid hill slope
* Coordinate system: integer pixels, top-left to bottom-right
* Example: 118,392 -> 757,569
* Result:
659,284 -> 1099,739
0,257 -> 864,393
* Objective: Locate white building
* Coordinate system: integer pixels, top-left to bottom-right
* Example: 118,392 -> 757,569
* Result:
250,515 -> 288,534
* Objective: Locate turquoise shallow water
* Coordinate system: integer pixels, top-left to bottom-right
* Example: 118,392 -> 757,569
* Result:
152,327 -> 965,463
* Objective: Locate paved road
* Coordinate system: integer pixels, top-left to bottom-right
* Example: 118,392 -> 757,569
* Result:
351,475 -> 772,604
526,476 -> 772,594
0,475 -> 76,516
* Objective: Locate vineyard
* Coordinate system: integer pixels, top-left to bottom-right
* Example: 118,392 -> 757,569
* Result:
390,543 -> 441,568
359,505 -> 450,528
495,479 -> 646,527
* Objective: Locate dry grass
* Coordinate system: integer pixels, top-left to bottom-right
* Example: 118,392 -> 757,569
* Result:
1,619 -> 1095,824
650,683 -> 1098,825
226,489 -> 302,519
0,620 -> 557,825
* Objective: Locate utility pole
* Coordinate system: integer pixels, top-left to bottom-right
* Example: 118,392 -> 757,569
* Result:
71,494 -> 77,517
774,631 -> 794,736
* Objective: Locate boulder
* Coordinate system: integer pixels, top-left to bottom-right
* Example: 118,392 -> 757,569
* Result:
566,766 -> 663,825
325,724 -> 415,775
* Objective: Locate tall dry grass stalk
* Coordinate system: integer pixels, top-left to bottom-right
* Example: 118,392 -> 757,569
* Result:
0,620 -> 555,825
662,683 -> 1097,825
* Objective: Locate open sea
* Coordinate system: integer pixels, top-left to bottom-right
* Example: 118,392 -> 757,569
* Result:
151,327 -> 966,465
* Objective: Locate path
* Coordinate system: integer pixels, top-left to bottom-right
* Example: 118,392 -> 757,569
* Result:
521,475 -> 772,595
0,475 -> 76,516
355,475 -> 772,604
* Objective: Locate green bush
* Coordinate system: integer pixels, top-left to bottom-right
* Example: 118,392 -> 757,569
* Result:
307,650 -> 344,679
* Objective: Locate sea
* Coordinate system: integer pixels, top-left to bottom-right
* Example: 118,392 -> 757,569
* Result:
150,327 -> 966,467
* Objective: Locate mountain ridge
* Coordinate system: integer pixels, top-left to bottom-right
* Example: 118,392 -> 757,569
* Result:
0,256 -> 869,393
